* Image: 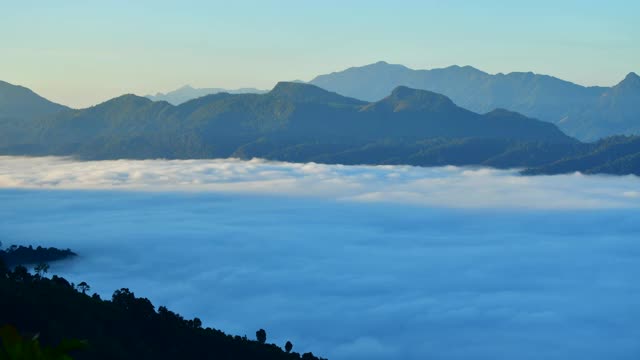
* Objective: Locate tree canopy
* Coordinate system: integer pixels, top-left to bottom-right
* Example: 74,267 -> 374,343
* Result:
0,250 -> 326,360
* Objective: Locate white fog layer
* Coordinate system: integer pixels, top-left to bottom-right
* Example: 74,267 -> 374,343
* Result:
1,156 -> 639,359
0,156 -> 639,209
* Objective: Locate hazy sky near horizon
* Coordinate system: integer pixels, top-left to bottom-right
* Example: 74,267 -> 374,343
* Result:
3,0 -> 639,108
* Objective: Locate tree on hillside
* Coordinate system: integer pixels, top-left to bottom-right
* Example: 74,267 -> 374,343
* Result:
77,281 -> 90,294
256,329 -> 267,344
192,317 -> 203,329
34,263 -> 50,277
1,260 -> 327,360
285,341 -> 293,353
0,257 -> 7,278
11,265 -> 29,282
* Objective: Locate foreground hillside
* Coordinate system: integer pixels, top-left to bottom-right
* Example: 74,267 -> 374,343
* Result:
1,80 -> 640,175
0,255 -> 325,360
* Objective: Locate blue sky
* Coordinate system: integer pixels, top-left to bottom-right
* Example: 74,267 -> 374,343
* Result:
2,0 -> 638,107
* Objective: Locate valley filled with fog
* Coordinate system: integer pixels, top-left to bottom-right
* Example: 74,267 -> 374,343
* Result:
1,156 -> 639,360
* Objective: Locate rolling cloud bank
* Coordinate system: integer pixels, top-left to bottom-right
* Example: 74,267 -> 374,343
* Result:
0,156 -> 639,209
1,156 -> 639,359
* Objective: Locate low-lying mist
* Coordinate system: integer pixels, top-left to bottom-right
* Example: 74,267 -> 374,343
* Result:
1,156 -> 639,359
1,156 -> 639,209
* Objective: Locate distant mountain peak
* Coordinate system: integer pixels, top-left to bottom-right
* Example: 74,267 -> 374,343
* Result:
445,64 -> 479,71
96,93 -> 153,108
114,93 -> 151,101
616,72 -> 640,89
390,85 -> 436,96
270,81 -> 323,98
271,81 -> 314,92
390,86 -> 454,105
269,82 -> 365,105
626,71 -> 639,80
145,85 -> 266,105
355,61 -> 410,71
365,86 -> 456,113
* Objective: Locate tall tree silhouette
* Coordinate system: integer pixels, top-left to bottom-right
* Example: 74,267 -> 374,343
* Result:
77,281 -> 91,294
256,329 -> 267,344
34,263 -> 50,277
0,257 -> 7,278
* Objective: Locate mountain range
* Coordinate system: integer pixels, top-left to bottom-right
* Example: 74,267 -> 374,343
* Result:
0,79 -> 572,154
145,85 -> 266,105
1,79 -> 640,176
0,80 -> 68,119
309,61 -> 640,141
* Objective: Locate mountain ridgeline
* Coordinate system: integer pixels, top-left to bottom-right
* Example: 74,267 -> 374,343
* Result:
1,79 -> 640,175
0,80 -> 68,119
0,81 -> 571,154
145,85 -> 267,105
310,62 -> 640,141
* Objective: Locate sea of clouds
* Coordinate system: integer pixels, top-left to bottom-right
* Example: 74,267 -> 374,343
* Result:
1,156 -> 640,359
1,156 -> 639,209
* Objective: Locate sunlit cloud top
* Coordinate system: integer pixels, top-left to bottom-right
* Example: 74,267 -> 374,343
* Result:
1,156 -> 639,209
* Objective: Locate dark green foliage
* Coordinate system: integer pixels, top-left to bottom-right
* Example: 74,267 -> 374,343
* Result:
0,325 -> 87,360
0,246 -> 76,268
285,341 -> 293,353
0,265 -> 326,360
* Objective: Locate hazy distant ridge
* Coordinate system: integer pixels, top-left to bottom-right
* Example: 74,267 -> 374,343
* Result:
309,61 -> 640,141
145,85 -> 267,105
